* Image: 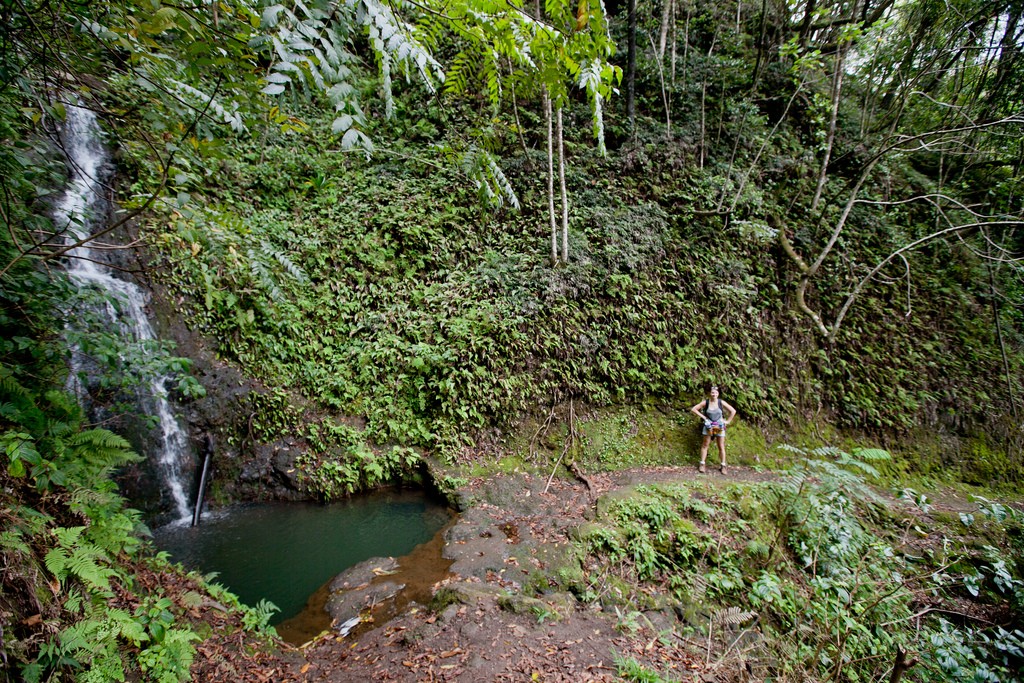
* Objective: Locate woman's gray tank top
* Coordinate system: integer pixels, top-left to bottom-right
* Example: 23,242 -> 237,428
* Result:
706,400 -> 723,422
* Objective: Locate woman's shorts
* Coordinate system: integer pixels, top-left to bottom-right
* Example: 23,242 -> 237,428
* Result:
702,425 -> 726,438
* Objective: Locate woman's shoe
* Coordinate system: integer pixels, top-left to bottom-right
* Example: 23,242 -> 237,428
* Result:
698,462 -> 706,473
719,463 -> 727,474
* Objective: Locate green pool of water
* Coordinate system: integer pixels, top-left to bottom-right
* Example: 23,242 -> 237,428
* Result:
153,489 -> 451,624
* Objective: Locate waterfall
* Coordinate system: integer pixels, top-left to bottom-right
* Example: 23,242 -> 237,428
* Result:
56,102 -> 194,524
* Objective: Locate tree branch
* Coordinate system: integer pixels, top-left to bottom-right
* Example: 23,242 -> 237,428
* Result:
828,219 -> 1024,340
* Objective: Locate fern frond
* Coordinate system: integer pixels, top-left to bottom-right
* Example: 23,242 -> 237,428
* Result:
482,50 -> 502,112
578,58 -> 609,154
851,447 -> 890,462
690,574 -> 708,601
67,429 -> 131,452
713,606 -> 757,626
444,51 -> 473,96
0,367 -> 32,402
167,80 -> 245,132
0,529 -> 32,556
358,0 -> 444,98
267,242 -> 309,284
247,248 -> 284,302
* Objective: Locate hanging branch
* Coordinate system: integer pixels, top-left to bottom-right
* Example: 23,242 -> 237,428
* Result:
544,398 -> 575,493
782,115 -> 1024,338
986,234 -> 1019,420
529,402 -> 557,463
0,55 -> 232,279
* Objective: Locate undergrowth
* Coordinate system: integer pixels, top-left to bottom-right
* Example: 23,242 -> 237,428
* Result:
134,93 -> 1024,482
576,445 -> 1024,682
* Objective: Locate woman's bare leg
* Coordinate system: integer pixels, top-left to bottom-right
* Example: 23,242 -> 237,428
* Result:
698,435 -> 711,471
717,437 -> 727,471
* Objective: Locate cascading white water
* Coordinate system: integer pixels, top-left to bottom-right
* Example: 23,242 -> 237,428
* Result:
56,102 -> 194,524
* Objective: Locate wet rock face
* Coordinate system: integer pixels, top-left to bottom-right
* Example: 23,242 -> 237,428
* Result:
134,254 -> 309,504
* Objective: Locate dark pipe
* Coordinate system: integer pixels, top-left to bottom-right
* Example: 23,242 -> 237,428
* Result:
192,436 -> 213,527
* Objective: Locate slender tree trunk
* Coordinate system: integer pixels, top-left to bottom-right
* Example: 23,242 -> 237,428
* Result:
811,43 -> 847,212
558,107 -> 569,263
751,0 -> 769,89
659,0 -> 673,59
627,0 -> 637,129
648,32 -> 672,138
509,59 -> 529,159
545,90 -> 557,265
699,82 -> 707,168
700,30 -> 717,168
715,76 -> 726,144
672,2 -> 680,87
679,7 -> 690,86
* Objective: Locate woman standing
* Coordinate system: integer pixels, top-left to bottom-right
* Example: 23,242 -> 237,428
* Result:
690,384 -> 737,473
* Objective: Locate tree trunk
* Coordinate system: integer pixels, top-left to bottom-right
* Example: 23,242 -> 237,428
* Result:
751,0 -> 769,89
671,2 -> 680,87
509,59 -> 529,159
545,90 -> 557,265
699,82 -> 707,168
558,107 -> 569,263
987,238 -> 1019,420
648,32 -> 672,138
627,0 -> 637,129
659,0 -> 673,59
811,43 -> 847,212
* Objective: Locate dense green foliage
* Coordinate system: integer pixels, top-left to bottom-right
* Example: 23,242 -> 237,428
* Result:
112,0 -> 1023,482
576,447 -> 1024,681
142,99 -> 1022,476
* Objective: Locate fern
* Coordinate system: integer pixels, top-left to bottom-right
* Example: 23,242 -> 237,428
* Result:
713,606 -> 757,626
482,49 -> 502,112
690,574 -> 709,602
0,366 -> 32,402
258,0 -> 442,154
263,239 -> 309,285
45,526 -> 116,593
1,529 -> 32,557
444,51 -> 473,96
577,58 -> 613,154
